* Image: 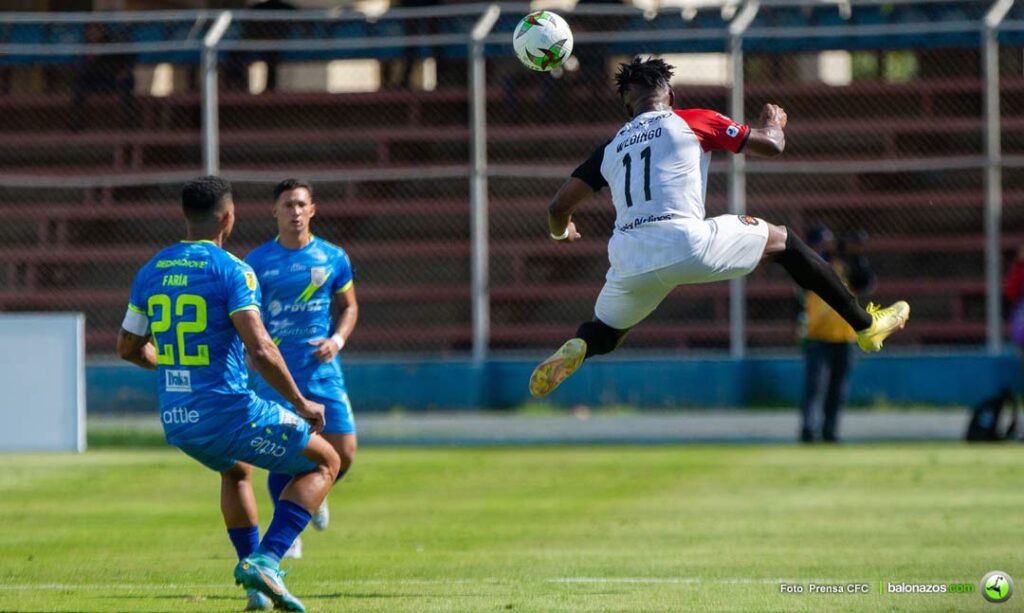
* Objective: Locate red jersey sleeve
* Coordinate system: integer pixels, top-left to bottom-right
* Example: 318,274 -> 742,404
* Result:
675,109 -> 750,153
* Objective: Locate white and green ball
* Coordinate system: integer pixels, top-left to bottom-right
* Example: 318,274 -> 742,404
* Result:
512,11 -> 574,72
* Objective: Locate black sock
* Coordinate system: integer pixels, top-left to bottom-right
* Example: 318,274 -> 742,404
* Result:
575,320 -> 629,359
775,230 -> 873,331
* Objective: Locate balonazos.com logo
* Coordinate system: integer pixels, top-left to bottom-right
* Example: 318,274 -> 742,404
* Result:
981,571 -> 1013,604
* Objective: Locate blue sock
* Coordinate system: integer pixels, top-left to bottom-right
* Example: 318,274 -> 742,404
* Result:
227,525 -> 260,561
267,472 -> 291,506
257,500 -> 311,564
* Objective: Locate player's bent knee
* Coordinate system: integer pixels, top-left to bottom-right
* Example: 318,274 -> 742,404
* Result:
325,453 -> 341,481
576,320 -> 629,357
338,447 -> 355,472
303,435 -> 341,478
325,434 -> 356,471
763,223 -> 789,256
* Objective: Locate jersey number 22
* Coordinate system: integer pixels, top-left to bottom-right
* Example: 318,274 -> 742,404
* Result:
147,294 -> 210,366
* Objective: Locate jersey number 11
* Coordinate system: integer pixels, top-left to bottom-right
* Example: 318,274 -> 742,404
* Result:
621,146 -> 652,208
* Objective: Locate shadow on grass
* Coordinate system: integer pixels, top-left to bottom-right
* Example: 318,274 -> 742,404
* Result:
88,429 -> 166,449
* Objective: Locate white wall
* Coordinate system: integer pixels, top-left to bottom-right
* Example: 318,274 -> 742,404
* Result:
0,314 -> 86,452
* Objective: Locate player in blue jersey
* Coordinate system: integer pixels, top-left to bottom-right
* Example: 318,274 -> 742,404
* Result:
116,176 -> 341,612
245,178 -> 359,557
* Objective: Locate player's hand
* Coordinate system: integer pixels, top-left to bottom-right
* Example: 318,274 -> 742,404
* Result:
295,398 -> 326,433
554,221 -> 582,243
760,103 -> 787,129
309,337 -> 341,363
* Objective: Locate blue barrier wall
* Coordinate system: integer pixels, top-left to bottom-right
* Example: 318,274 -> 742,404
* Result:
88,352 -> 1021,413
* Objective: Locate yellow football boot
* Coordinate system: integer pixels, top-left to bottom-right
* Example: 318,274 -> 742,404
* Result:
529,338 -> 587,398
856,301 -> 910,353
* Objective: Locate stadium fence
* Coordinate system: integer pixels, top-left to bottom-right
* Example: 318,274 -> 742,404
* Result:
0,0 -> 1022,362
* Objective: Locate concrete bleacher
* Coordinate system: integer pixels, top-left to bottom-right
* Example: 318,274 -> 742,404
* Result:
1,1 -> 1018,354
5,76 -> 1022,172
1,75 -> 1016,352
0,68 -> 1014,354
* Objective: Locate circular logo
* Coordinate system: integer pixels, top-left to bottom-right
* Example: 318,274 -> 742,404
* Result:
982,571 -> 1013,604
268,300 -> 283,317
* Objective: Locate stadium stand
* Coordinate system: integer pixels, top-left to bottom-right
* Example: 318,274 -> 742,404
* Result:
0,1 -> 1018,353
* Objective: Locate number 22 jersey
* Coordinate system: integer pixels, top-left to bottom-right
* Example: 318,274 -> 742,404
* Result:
121,240 -> 262,442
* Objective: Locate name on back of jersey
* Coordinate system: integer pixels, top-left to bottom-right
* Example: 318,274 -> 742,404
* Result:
616,112 -> 671,153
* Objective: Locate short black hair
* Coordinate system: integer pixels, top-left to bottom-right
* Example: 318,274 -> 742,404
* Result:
615,56 -> 675,97
273,178 -> 314,201
181,176 -> 232,223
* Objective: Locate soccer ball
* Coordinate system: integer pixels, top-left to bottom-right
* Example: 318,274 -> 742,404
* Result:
512,11 -> 574,72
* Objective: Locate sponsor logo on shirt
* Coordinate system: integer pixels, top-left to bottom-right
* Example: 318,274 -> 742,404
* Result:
726,125 -> 740,138
267,318 -> 320,338
250,436 -> 288,458
738,214 -> 759,226
162,406 -> 199,424
290,263 -> 305,272
244,271 -> 258,291
156,259 -> 207,269
165,369 -> 192,392
269,300 -> 283,317
618,213 -> 677,232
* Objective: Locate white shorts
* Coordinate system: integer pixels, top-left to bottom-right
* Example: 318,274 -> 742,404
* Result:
595,214 -> 770,330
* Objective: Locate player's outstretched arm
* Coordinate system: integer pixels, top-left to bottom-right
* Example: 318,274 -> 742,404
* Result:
232,309 -> 326,432
548,177 -> 592,243
743,103 -> 787,158
116,329 -> 158,370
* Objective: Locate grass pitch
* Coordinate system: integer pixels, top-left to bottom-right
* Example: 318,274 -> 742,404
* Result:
1,444 -> 1021,612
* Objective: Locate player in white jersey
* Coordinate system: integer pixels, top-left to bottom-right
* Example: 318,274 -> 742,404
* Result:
529,57 -> 910,398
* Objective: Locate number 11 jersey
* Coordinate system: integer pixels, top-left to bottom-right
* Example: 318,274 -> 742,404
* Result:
571,109 -> 750,277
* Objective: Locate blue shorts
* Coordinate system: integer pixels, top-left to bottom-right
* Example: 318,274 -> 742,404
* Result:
174,396 -> 318,475
258,376 -> 356,435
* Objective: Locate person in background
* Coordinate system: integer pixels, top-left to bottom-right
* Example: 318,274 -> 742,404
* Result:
69,23 -> 136,131
386,0 -> 441,89
245,179 -> 359,560
799,226 -> 876,444
225,0 -> 296,93
1003,246 -> 1024,350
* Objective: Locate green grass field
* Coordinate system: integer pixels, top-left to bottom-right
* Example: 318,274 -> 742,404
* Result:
1,444 -> 1021,612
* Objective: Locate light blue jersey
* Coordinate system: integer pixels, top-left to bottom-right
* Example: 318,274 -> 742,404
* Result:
124,240 -> 316,473
245,236 -> 356,435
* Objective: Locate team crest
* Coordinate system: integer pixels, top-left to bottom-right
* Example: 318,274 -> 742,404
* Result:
244,271 -> 258,291
738,215 -> 759,226
310,266 -> 329,288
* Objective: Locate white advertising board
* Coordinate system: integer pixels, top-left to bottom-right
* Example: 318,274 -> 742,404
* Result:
0,313 -> 86,452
